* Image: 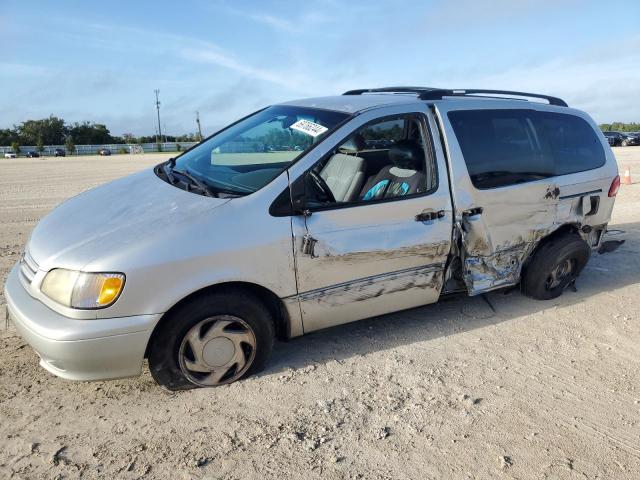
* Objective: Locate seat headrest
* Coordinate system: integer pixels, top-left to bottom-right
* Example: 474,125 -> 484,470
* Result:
389,140 -> 424,170
340,133 -> 366,153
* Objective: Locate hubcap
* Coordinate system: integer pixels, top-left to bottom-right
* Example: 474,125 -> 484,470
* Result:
546,258 -> 574,290
202,337 -> 235,367
178,315 -> 256,387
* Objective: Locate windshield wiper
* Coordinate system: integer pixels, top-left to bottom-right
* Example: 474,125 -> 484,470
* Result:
172,167 -> 218,198
162,158 -> 178,185
160,158 -> 246,197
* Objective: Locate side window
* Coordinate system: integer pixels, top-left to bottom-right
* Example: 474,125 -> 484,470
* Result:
304,114 -> 437,209
532,112 -> 606,176
360,119 -> 404,150
448,109 -> 551,189
449,109 -> 607,190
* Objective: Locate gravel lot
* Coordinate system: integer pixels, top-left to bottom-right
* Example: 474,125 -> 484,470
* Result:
1,150 -> 639,479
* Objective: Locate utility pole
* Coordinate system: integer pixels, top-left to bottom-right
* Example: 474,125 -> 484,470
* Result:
154,89 -> 162,144
196,111 -> 203,141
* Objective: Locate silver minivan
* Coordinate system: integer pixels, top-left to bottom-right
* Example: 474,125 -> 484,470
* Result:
5,87 -> 619,389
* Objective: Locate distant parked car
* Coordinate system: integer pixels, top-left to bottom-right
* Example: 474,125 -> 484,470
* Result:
621,132 -> 640,146
4,152 -> 17,159
54,148 -> 66,157
98,148 -> 111,156
25,151 -> 40,158
603,131 -> 626,146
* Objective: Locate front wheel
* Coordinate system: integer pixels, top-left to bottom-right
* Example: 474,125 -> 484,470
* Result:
521,234 -> 591,300
148,289 -> 274,390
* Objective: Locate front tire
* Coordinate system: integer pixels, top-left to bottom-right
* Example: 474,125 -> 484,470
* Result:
148,289 -> 274,390
521,234 -> 591,300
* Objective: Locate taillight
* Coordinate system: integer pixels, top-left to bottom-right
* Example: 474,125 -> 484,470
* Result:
608,175 -> 620,197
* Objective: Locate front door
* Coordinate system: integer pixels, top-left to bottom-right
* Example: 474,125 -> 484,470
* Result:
290,109 -> 453,332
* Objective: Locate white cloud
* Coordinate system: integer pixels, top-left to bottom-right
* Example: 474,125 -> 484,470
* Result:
178,46 -> 300,89
424,0 -> 579,28
248,13 -> 297,32
428,52 -> 640,123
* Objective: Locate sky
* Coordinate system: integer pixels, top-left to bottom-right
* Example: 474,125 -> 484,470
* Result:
1,0 -> 639,136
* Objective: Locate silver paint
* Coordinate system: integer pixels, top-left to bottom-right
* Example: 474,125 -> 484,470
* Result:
4,93 -> 618,382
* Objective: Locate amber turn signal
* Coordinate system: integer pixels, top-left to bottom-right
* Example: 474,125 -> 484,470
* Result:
97,276 -> 124,305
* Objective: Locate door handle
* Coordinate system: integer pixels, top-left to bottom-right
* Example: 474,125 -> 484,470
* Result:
462,207 -> 483,218
415,210 -> 445,222
301,233 -> 317,257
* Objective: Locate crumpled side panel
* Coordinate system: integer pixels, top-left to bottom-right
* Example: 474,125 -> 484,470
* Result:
460,185 -> 592,295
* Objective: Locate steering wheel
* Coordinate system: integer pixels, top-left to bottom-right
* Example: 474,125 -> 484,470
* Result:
308,169 -> 336,204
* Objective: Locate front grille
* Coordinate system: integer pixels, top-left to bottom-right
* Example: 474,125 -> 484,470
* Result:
19,248 -> 39,285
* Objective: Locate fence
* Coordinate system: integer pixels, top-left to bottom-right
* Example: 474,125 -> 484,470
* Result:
0,142 -> 199,156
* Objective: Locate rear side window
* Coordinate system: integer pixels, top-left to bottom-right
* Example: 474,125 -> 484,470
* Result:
532,112 -> 606,176
448,109 -> 605,189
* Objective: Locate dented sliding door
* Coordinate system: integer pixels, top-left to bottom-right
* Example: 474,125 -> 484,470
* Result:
438,107 -> 563,294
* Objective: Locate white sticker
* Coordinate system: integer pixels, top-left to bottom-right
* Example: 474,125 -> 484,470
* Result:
290,119 -> 328,137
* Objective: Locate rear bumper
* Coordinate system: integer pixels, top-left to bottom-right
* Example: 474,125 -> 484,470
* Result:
4,263 -> 162,381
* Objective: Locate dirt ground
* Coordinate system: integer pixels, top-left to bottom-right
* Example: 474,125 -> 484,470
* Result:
1,150 -> 639,479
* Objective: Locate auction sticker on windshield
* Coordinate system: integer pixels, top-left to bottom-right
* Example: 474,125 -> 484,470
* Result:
290,119 -> 328,137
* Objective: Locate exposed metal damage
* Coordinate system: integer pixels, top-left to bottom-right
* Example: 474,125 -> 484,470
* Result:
316,240 -> 451,265
297,263 -> 443,307
458,183 -> 603,295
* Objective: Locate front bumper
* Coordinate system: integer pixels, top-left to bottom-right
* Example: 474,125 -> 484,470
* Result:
4,263 -> 162,381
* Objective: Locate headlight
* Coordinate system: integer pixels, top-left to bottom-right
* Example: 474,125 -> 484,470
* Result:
41,269 -> 125,309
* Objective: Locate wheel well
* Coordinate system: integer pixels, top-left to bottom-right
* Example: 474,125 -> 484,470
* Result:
522,223 -> 581,270
145,282 -> 290,358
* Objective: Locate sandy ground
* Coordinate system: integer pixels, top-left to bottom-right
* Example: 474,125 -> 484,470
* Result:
1,150 -> 639,479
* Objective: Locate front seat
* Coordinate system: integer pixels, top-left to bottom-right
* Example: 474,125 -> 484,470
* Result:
319,134 -> 366,202
360,140 -> 425,201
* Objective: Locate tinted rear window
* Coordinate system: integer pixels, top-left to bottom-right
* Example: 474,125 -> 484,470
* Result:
448,109 -> 606,189
533,112 -> 606,176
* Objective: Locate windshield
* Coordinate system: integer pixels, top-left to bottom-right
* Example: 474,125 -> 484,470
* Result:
163,105 -> 350,196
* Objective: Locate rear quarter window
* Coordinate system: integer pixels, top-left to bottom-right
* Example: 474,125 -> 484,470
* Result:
448,109 -> 606,189
532,111 -> 606,176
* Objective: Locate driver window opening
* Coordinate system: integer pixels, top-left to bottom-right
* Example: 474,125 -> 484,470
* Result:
305,114 -> 436,208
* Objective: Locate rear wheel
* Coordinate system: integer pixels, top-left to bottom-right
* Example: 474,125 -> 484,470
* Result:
521,234 -> 590,300
148,289 -> 274,390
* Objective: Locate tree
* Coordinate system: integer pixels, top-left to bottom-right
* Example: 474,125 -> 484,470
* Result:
36,138 -> 45,153
17,115 -> 67,145
68,121 -> 114,144
600,122 -> 640,132
122,133 -> 136,144
176,132 -> 199,142
11,141 -> 20,155
0,128 -> 18,146
65,137 -> 76,155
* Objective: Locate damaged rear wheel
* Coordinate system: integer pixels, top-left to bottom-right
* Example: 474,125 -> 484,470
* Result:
521,234 -> 590,300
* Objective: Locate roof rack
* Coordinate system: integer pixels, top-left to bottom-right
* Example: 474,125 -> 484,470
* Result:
342,87 -> 568,107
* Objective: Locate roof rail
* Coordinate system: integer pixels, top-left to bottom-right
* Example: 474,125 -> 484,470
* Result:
342,87 -> 568,107
343,86 -> 441,96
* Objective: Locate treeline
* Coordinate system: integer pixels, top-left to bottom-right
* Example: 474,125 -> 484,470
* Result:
599,122 -> 640,132
0,115 -> 201,150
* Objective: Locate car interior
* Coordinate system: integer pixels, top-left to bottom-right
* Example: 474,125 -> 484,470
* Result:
313,116 -> 432,206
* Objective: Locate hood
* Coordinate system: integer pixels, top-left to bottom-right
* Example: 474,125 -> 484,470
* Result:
28,168 -> 229,271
